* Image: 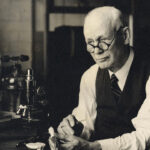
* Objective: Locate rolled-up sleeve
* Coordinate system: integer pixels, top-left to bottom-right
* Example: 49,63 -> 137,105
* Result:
98,76 -> 150,150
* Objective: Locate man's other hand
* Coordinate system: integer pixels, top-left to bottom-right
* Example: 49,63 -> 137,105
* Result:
56,134 -> 101,150
57,115 -> 83,136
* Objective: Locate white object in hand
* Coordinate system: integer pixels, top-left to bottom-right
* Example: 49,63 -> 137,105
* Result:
26,142 -> 45,150
48,126 -> 59,150
49,126 -> 55,137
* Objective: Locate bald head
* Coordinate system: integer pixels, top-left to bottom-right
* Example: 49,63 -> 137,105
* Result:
84,6 -> 125,39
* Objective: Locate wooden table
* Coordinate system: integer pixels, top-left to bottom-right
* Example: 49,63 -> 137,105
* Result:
0,119 -> 40,150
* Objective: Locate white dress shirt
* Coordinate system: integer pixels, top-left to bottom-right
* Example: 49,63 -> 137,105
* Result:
72,50 -> 150,150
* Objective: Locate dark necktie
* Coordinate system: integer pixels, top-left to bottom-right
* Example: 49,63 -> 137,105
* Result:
110,74 -> 122,102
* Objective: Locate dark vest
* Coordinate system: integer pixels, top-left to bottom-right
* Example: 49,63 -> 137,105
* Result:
92,56 -> 150,140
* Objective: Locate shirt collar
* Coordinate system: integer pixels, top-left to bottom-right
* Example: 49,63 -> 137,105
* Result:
109,49 -> 134,90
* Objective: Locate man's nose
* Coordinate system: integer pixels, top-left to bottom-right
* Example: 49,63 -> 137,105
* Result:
93,41 -> 103,54
93,47 -> 103,54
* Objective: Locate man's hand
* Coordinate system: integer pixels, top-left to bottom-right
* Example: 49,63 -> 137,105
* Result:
57,115 -> 83,136
56,134 -> 101,150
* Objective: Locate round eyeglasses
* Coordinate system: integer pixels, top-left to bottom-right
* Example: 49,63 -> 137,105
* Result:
86,27 -> 123,53
87,36 -> 115,53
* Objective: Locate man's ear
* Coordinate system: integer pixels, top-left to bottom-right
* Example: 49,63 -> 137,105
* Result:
122,26 -> 130,45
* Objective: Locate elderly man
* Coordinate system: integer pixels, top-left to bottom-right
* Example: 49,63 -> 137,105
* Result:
56,6 -> 150,150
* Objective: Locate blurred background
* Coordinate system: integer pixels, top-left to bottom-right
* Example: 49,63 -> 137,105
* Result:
0,0 -> 150,126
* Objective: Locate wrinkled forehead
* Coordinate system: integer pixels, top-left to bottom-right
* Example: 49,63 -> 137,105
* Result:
83,9 -> 122,40
84,16 -> 115,40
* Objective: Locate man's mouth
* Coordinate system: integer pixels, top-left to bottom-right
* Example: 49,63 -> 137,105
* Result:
96,56 -> 109,62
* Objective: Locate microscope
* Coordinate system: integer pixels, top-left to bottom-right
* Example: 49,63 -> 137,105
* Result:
15,68 -> 52,150
16,68 -> 35,121
16,68 -> 47,123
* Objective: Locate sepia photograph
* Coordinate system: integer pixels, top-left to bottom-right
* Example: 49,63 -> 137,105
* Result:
0,0 -> 150,149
